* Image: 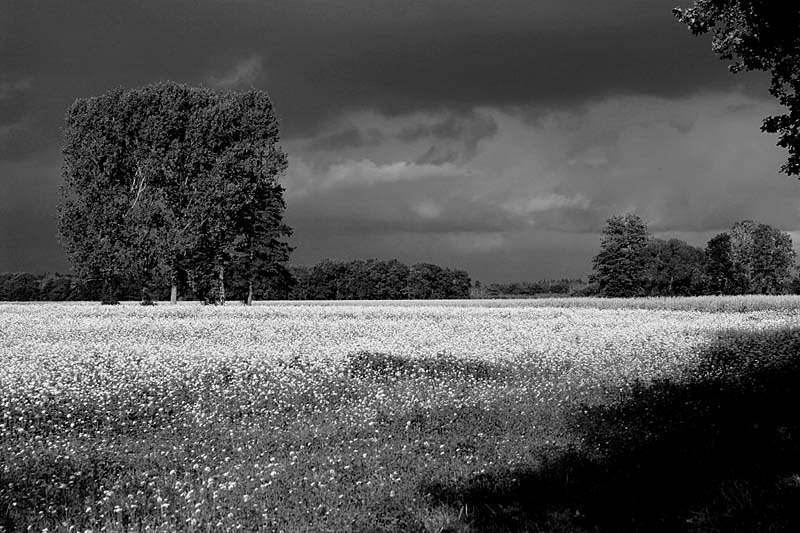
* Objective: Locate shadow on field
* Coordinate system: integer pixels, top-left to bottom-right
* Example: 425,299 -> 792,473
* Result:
347,351 -> 508,382
425,328 -> 800,533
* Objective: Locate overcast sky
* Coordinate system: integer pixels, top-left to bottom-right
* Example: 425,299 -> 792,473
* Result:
1,0 -> 798,283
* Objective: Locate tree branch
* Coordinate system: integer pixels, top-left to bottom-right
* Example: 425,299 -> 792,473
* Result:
124,165 -> 148,218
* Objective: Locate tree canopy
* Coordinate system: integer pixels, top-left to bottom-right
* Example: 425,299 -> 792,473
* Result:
590,214 -> 652,297
279,259 -> 471,300
590,213 -> 797,297
643,238 -> 706,296
704,232 -> 739,294
674,1 -> 800,175
728,220 -> 796,293
58,83 -> 290,304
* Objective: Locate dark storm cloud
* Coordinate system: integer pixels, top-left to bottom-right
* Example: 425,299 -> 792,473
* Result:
528,207 -> 609,235
0,0 -> 767,140
0,0 -> 790,278
400,119 -> 460,143
0,211 -> 69,272
400,111 -> 499,162
0,153 -> 69,272
0,125 -> 39,161
283,154 -> 604,239
0,80 -> 31,127
415,145 -> 460,165
308,127 -> 384,152
284,93 -> 800,255
0,79 -> 48,160
288,188 -> 525,237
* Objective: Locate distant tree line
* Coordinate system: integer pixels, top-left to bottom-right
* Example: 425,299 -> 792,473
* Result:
0,271 -> 261,302
590,214 -> 799,297
7,214 -> 797,301
472,279 -> 587,298
0,258 -> 472,301
0,273 -> 93,302
282,259 -> 471,300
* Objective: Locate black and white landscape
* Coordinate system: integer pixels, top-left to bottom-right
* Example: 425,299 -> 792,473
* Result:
2,2 -> 800,531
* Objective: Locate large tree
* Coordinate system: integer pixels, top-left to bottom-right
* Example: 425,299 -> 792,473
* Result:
674,1 -> 800,175
728,220 -> 796,293
407,263 -> 471,299
642,238 -> 706,296
590,214 -> 651,297
179,89 -> 289,305
703,221 -> 796,294
363,259 -> 411,300
58,83 -> 290,304
704,232 -> 742,294
59,88 -> 161,304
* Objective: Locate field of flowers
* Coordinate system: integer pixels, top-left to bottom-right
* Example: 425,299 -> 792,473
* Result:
2,299 -> 799,531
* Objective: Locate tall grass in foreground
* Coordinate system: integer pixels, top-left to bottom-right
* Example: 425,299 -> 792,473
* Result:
1,301 -> 799,531
0,351 -> 586,531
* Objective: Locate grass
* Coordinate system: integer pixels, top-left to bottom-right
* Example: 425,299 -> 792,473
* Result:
252,295 -> 800,313
1,299 -> 799,531
426,328 -> 800,532
18,294 -> 800,313
1,351 -> 569,532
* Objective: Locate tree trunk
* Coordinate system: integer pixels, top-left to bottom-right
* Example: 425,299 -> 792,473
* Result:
170,283 -> 178,304
218,264 -> 225,305
246,244 -> 254,306
101,277 -> 119,305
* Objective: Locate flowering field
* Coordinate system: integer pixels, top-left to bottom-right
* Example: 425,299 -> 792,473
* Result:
2,300 -> 800,531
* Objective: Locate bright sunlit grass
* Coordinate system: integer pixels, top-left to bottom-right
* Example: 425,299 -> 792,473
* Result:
1,298 -> 799,531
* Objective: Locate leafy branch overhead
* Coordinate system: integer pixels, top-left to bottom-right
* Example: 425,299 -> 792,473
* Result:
674,1 -> 800,175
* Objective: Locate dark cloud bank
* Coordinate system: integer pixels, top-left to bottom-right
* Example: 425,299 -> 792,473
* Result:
1,0 -> 796,282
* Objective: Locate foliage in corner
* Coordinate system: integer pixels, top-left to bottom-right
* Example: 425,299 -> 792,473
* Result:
674,1 -> 800,175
